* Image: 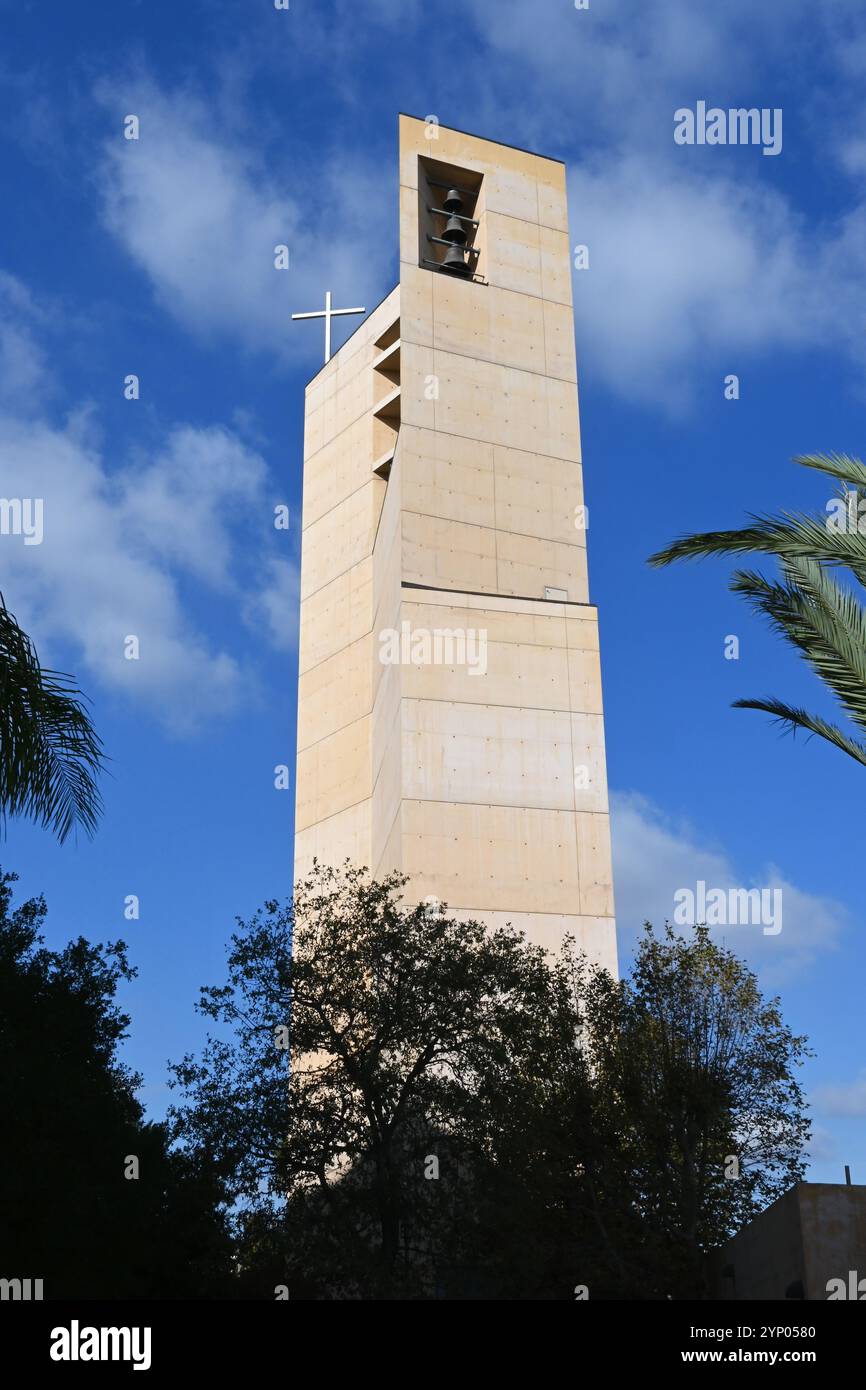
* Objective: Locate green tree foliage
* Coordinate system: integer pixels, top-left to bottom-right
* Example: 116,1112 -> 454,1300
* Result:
580,923 -> 811,1297
0,868 -> 232,1298
170,863 -> 811,1300
170,861 -> 578,1298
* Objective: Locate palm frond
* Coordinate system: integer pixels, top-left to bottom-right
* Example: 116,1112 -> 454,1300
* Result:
650,455 -> 866,772
730,561 -> 866,736
794,452 -> 866,491
649,512 -> 866,588
0,593 -> 105,841
732,696 -> 866,768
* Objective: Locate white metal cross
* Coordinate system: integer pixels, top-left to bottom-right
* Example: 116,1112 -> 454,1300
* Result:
291,290 -> 366,364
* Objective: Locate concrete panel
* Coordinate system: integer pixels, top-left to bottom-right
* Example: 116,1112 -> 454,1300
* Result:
294,799 -> 371,884
575,812 -> 615,917
540,225 -> 574,307
400,800 -> 580,913
302,402 -> 324,461
399,182 -> 417,267
295,714 -> 371,832
399,264 -> 434,348
297,634 -> 371,751
708,1183 -> 866,1300
300,481 -> 383,601
428,352 -> 583,462
430,270 -> 492,360
402,511 -> 498,591
495,529 -> 589,603
487,287 -> 547,375
430,277 -> 549,376
398,115 -> 548,205
493,444 -> 583,545
402,634 -> 571,712
566,612 -> 601,651
298,559 -> 373,675
402,592 -> 572,650
399,340 -> 437,429
568,647 -> 604,715
545,374 -> 582,461
427,901 -> 617,974
316,356 -> 375,454
502,366 -> 579,458
374,802 -> 403,881
403,699 -> 574,810
570,712 -> 610,813
486,212 -> 542,298
536,173 -> 569,234
371,437 -> 403,648
485,166 -> 540,223
372,639 -> 402,784
403,584 -> 576,622
543,299 -> 578,382
302,413 -> 384,530
401,426 -> 496,530
371,709 -> 403,872
800,1184 -> 866,1299
429,350 -> 500,444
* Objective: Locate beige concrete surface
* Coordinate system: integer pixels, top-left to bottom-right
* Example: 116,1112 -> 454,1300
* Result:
293,118 -> 617,972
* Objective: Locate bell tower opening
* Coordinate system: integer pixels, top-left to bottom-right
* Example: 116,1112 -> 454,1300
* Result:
418,156 -> 485,282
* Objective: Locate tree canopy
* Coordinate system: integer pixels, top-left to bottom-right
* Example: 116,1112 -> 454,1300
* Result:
169,862 -> 811,1300
0,867 -> 232,1298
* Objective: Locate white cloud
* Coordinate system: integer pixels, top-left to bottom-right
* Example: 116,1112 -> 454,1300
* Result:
812,1073 -> 866,1117
567,154 -> 861,409
804,1124 -> 837,1164
0,272 -> 52,412
82,34 -> 866,412
446,0 -> 866,410
610,791 -> 848,980
119,424 -> 268,588
341,0 -> 866,410
243,555 -> 300,653
96,81 -> 394,359
0,409 -> 259,731
460,0 -> 815,151
0,280 -> 299,730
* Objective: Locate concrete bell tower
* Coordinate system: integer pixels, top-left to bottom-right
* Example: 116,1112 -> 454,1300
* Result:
293,115 -> 617,974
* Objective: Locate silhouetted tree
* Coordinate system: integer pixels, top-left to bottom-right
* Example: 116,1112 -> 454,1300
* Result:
580,923 -> 812,1297
170,860 -> 602,1298
0,868 -> 232,1298
170,865 -> 811,1300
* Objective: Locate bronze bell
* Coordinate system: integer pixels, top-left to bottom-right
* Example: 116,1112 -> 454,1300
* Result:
443,188 -> 463,212
442,242 -> 470,275
442,214 -> 467,245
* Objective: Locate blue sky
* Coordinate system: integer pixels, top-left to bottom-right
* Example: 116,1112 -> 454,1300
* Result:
2,0 -> 865,1178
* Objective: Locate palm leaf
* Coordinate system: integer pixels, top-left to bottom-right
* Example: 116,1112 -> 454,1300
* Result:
649,455 -> 866,771
0,592 -> 105,841
731,696 -> 866,768
794,452 -> 866,491
730,561 -> 866,736
649,513 -> 866,588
